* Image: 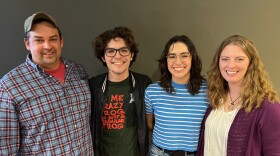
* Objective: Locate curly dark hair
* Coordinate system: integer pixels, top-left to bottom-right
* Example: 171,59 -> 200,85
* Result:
158,35 -> 205,95
92,26 -> 139,67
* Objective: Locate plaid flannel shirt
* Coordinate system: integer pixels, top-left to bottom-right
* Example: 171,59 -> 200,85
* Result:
0,54 -> 93,155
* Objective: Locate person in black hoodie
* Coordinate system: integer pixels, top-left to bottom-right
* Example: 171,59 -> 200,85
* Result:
89,26 -> 152,156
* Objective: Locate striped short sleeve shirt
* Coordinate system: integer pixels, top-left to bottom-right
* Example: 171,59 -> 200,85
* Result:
145,81 -> 209,152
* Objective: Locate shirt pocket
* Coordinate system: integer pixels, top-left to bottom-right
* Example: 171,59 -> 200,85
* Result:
17,90 -> 67,130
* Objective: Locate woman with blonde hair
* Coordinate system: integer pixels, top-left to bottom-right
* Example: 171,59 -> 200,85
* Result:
197,35 -> 280,156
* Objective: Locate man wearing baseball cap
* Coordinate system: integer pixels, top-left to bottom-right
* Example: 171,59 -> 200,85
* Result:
0,12 -> 93,155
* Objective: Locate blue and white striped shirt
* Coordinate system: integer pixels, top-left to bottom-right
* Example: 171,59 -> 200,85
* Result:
145,81 -> 208,152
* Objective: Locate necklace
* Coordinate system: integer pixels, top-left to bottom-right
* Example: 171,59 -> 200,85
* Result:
228,93 -> 241,110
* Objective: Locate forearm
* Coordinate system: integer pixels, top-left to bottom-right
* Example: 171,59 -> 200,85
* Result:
146,114 -> 155,132
0,92 -> 20,155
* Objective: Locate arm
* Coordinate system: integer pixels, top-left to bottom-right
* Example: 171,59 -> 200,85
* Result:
0,86 -> 20,155
261,100 -> 280,155
144,84 -> 154,132
146,114 -> 155,132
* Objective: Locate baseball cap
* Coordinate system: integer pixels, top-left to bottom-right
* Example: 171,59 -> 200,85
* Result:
24,12 -> 59,36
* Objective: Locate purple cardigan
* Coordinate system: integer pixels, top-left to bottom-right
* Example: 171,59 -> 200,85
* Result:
197,98 -> 280,156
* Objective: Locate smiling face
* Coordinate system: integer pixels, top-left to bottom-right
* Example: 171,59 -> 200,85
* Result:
24,21 -> 63,70
167,42 -> 192,84
102,37 -> 133,82
219,44 -> 250,86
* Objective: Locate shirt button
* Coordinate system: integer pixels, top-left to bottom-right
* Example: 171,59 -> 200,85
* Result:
74,125 -> 77,128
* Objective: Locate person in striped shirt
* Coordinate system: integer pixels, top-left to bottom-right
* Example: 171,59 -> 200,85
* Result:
145,35 -> 209,156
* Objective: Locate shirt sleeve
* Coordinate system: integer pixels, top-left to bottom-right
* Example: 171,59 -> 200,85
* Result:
261,100 -> 280,155
0,85 -> 20,155
144,86 -> 153,114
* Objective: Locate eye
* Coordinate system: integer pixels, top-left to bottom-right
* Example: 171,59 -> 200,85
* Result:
221,57 -> 229,61
236,58 -> 244,62
181,54 -> 190,58
50,38 -> 58,42
35,39 -> 44,42
120,48 -> 129,53
167,55 -> 176,59
106,48 -> 116,54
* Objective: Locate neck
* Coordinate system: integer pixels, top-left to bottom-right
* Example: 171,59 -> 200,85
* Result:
108,71 -> 129,82
228,83 -> 241,99
172,75 -> 190,84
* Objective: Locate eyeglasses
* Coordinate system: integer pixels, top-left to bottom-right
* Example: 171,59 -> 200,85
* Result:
166,52 -> 191,62
105,47 -> 131,57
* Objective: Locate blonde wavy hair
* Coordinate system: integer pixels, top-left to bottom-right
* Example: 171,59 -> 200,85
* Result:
207,35 -> 279,112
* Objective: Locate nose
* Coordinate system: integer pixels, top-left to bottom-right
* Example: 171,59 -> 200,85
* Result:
174,56 -> 182,64
114,50 -> 122,58
43,41 -> 51,50
228,59 -> 236,67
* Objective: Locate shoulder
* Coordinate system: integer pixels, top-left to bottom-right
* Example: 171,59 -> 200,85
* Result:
259,98 -> 280,114
202,80 -> 208,85
130,71 -> 152,88
89,73 -> 107,85
62,57 -> 85,69
145,82 -> 163,98
131,71 -> 151,82
252,98 -> 280,130
146,81 -> 161,90
62,58 -> 88,78
200,80 -> 208,87
1,63 -> 28,86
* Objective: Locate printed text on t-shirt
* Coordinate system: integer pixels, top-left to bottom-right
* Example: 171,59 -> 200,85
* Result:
102,94 -> 125,130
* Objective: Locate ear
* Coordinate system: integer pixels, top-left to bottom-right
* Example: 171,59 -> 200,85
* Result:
102,56 -> 106,62
60,37 -> 64,48
24,38 -> 31,50
130,52 -> 134,60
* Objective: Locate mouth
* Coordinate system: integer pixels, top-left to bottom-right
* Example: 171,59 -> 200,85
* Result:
173,67 -> 185,71
226,70 -> 239,74
112,61 -> 125,65
43,50 -> 55,56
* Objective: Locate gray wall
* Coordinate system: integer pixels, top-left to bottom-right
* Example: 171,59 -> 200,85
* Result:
1,0 -> 279,93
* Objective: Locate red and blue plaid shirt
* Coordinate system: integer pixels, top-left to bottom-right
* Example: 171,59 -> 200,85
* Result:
0,54 -> 93,155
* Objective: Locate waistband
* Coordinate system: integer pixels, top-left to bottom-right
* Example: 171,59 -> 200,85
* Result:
154,143 -> 197,155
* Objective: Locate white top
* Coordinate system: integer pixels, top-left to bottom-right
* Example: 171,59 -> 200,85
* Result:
204,106 -> 240,156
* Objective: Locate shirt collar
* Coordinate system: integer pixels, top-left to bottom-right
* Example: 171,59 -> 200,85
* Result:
26,54 -> 70,72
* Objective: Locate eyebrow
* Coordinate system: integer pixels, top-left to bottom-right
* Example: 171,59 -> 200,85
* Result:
33,35 -> 58,39
50,35 -> 58,38
106,47 -> 128,49
168,52 -> 190,55
220,55 -> 246,58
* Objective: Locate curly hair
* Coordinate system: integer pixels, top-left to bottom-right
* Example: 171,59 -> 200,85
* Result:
158,35 -> 205,95
207,35 -> 279,112
92,26 -> 138,67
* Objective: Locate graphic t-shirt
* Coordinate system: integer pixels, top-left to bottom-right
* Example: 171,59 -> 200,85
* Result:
101,76 -> 140,156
